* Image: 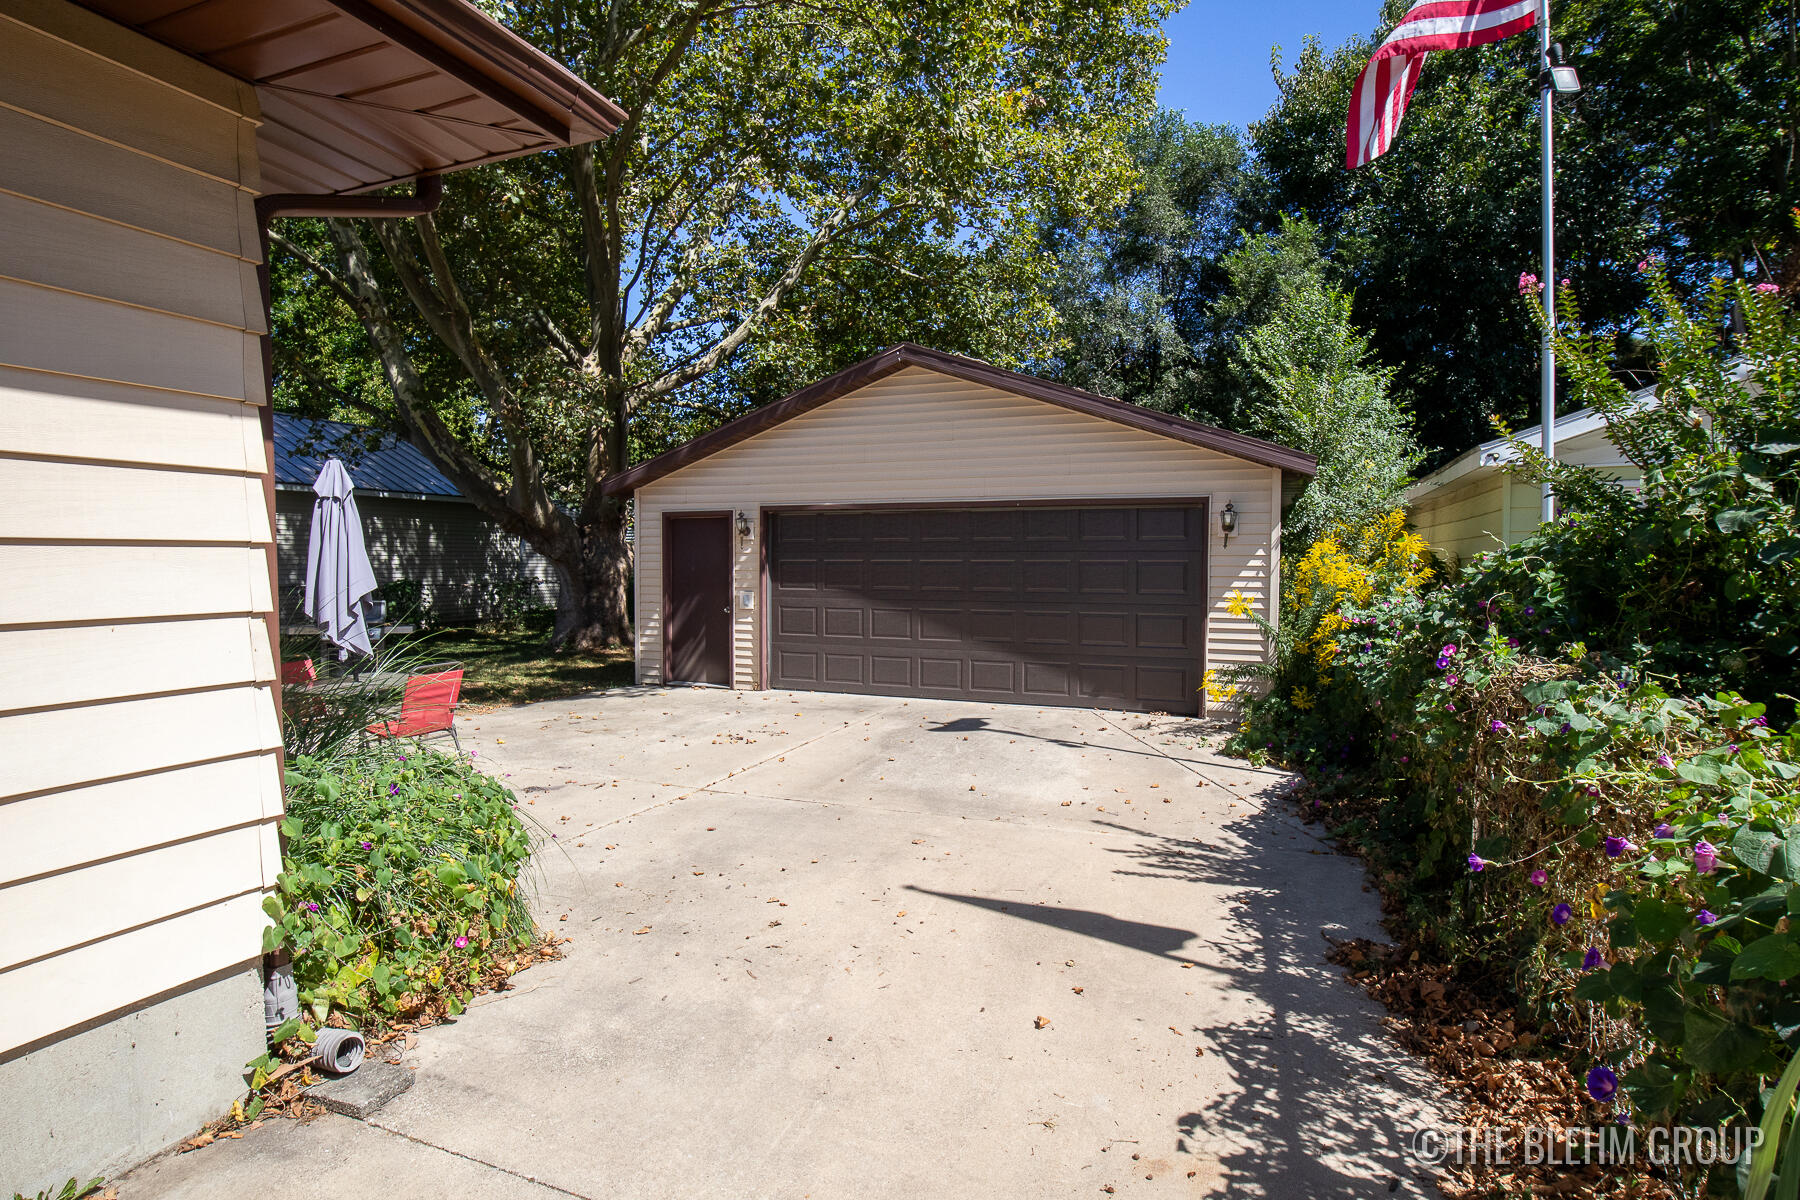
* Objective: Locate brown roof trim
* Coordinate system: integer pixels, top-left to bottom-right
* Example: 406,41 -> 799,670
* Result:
602,343 -> 1318,496
80,0 -> 626,196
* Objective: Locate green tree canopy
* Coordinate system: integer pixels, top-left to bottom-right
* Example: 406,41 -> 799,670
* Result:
272,0 -> 1174,648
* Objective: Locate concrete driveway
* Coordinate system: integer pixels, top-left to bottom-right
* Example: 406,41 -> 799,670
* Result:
123,688 -> 1441,1199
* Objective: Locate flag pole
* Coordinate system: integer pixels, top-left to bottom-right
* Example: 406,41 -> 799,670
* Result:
1537,0 -> 1557,523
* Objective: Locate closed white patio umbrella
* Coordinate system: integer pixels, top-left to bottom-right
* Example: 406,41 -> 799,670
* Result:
303,458 -> 378,659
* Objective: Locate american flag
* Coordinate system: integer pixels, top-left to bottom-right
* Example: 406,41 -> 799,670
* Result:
1346,0 -> 1540,169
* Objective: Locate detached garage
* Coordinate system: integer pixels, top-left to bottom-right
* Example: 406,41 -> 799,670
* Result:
604,344 -> 1316,716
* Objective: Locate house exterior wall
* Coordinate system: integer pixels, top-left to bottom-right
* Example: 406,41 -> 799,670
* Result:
1409,427 -> 1645,563
0,0 -> 277,1188
633,366 -> 1282,707
274,491 -> 564,623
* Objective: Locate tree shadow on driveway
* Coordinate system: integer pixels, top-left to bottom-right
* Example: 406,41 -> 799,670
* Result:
911,803 -> 1440,1198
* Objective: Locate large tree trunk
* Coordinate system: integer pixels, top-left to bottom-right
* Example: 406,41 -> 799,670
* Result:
552,495 -> 633,651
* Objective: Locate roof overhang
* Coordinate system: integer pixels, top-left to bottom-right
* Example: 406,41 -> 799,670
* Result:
79,0 -> 626,194
602,343 -> 1318,496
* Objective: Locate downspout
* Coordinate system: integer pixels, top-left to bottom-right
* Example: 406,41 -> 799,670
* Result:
253,173 -> 444,1039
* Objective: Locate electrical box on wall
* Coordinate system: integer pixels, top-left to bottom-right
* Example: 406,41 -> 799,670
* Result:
738,590 -> 755,609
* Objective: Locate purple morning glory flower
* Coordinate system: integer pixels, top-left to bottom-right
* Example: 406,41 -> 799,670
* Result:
1468,853 -> 1487,873
305,901 -> 320,912
1655,753 -> 1674,768
1604,836 -> 1629,858
1728,744 -> 1741,755
1435,657 -> 1449,669
1525,607 -> 1536,616
1694,841 -> 1718,874
1582,947 -> 1603,971
1586,1065 -> 1618,1101
453,935 -> 469,949
360,840 -> 373,850
1551,903 -> 1573,926
1445,703 -> 1457,712
1507,638 -> 1519,648
1750,716 -> 1768,727
1489,719 -> 1507,732
1696,909 -> 1717,926
389,783 -> 399,795
1653,823 -> 1673,839
1441,643 -> 1458,658
1529,869 -> 1548,887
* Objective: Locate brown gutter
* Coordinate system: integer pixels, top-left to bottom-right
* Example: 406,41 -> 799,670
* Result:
256,173 -> 445,224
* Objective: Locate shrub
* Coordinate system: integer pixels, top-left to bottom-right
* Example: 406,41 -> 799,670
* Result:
263,744 -> 538,1033
1230,271 -> 1800,1187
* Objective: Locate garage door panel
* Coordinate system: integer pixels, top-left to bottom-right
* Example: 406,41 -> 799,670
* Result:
871,655 -> 912,686
1077,611 -> 1129,647
1137,559 -> 1193,597
778,650 -> 820,682
1020,610 -> 1073,645
1078,559 -> 1130,594
969,608 -> 1018,641
969,558 -> 1017,591
917,608 -> 964,641
870,559 -> 914,590
870,608 -> 912,639
970,660 -> 1015,693
1080,509 -> 1130,541
777,604 -> 818,636
918,658 -> 963,689
1022,661 -> 1074,698
1138,508 -> 1192,540
1136,612 -> 1190,650
1023,559 -> 1075,592
778,556 -> 818,590
769,506 -> 1205,714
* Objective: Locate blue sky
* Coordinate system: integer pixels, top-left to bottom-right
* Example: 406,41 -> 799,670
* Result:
1157,2 -> 1378,131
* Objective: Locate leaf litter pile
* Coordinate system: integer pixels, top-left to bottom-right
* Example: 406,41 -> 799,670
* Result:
177,934 -> 566,1152
1327,934 -> 1679,1198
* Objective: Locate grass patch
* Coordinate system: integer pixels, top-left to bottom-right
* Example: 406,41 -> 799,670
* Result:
413,617 -> 634,709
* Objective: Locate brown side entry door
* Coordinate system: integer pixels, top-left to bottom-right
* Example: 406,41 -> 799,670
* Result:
766,504 -> 1207,715
664,513 -> 733,685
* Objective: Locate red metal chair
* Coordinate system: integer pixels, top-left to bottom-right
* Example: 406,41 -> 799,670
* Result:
280,658 -> 316,686
367,666 -> 464,751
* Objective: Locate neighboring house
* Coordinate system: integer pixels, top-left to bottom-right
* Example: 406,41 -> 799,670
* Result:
603,343 -> 1317,717
0,0 -> 620,1189
1406,401 -> 1644,562
274,415 -> 562,623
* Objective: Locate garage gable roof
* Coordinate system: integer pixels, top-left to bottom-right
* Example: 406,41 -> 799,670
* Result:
603,343 -> 1318,495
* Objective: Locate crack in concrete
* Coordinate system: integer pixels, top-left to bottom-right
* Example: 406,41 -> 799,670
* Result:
359,1117 -> 595,1198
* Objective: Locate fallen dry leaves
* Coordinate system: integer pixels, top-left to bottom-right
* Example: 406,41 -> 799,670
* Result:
178,936 -> 568,1151
1326,937 -> 1680,1200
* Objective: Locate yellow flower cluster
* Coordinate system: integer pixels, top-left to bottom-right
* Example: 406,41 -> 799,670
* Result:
1288,511 -> 1433,681
1225,590 -> 1255,618
1203,668 -> 1239,704
1289,685 -> 1315,711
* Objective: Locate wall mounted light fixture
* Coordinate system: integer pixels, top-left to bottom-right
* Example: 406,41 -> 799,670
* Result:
1220,501 -> 1237,546
735,511 -> 752,540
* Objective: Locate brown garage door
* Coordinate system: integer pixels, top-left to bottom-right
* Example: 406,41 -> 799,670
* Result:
767,505 -> 1208,714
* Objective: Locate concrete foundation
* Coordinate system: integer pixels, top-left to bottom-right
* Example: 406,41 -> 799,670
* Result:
1,964 -> 265,1195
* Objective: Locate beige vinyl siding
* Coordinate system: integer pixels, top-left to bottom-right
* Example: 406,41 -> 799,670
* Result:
634,366 -> 1281,701
0,0 -> 278,1055
273,492 -> 565,623
1409,472 -> 1507,563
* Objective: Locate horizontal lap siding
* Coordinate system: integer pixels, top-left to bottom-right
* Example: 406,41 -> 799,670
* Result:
1409,474 -> 1505,562
274,493 -> 566,622
0,0 -> 278,1055
634,367 -> 1279,703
